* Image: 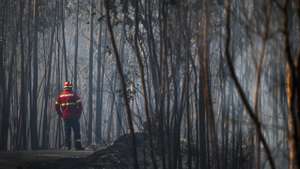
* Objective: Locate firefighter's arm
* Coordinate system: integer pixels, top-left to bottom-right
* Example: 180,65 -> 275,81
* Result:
75,95 -> 83,116
55,97 -> 62,117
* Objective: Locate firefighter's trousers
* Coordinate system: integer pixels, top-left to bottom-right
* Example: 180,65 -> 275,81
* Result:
64,117 -> 81,149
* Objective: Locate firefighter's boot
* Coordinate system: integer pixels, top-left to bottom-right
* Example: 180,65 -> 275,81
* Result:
62,141 -> 71,150
75,140 -> 84,150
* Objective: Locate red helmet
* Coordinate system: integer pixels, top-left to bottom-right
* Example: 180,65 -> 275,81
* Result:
64,81 -> 73,90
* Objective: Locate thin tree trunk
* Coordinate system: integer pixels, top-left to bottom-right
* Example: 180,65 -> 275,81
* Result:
1,34 -> 16,151
61,0 -> 68,81
18,0 -> 28,150
87,0 -> 95,145
0,0 -> 8,151
30,0 -> 39,150
55,6 -> 63,147
95,1 -> 104,144
42,22 -> 55,149
26,0 -> 33,149
74,0 -> 79,91
283,0 -> 300,169
107,72 -> 117,142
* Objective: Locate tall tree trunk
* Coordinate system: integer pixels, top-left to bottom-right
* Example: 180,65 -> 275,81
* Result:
55,8 -> 63,147
74,0 -> 79,91
144,0 -> 160,111
30,0 -> 39,150
26,0 -> 33,150
283,1 -> 300,169
0,0 -> 8,151
286,60 -> 300,169
18,0 -> 28,150
61,0 -> 68,81
41,23 -> 55,149
95,0 -> 104,144
6,31 -> 17,151
87,0 -> 95,145
3,1 -> 20,150
199,1 -> 220,168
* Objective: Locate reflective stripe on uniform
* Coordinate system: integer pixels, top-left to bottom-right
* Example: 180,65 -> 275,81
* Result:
59,94 -> 74,98
61,102 -> 77,106
55,101 -> 59,105
76,99 -> 81,103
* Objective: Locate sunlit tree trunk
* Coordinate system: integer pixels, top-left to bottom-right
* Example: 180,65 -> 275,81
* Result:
286,63 -> 300,169
283,0 -> 300,169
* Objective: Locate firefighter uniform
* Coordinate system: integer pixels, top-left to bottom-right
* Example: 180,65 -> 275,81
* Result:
55,82 -> 83,150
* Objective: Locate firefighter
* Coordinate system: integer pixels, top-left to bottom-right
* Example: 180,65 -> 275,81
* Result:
55,81 -> 84,150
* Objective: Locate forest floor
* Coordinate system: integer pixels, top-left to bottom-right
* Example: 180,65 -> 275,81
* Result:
0,150 -> 94,169
0,133 -> 147,169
